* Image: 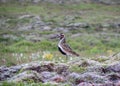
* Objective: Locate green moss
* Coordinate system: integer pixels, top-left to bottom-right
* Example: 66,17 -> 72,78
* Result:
0,2 -> 120,66
1,40 -> 33,53
0,2 -> 119,23
1,82 -> 58,86
92,57 -> 108,62
69,65 -> 86,73
13,40 -> 34,47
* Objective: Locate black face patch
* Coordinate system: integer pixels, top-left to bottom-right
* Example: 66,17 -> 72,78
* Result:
58,47 -> 66,55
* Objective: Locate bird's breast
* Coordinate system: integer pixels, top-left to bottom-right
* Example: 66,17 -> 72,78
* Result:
58,47 -> 66,55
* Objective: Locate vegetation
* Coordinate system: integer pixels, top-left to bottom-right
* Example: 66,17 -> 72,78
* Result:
69,65 -> 86,73
0,82 -> 59,86
0,2 -> 120,85
0,2 -> 120,23
0,2 -> 120,66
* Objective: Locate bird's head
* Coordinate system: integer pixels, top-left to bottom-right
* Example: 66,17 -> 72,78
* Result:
56,33 -> 65,39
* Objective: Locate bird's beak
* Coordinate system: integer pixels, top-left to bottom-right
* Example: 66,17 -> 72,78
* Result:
56,34 -> 60,38
49,34 -> 60,39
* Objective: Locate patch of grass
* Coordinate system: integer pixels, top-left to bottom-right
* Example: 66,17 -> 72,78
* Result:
0,2 -> 119,24
1,40 -> 56,53
14,40 -> 34,47
0,4 -> 44,14
1,31 -> 120,66
64,3 -> 101,10
92,57 -> 108,62
0,81 -> 58,86
69,64 -> 86,73
0,39 -> 58,66
2,41 -> 33,53
6,18 -> 30,25
35,40 -> 57,51
0,2 -> 120,66
38,31 -> 54,35
0,37 -> 9,42
68,33 -> 120,55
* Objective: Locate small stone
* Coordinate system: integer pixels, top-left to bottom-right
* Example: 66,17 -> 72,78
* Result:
115,80 -> 120,86
55,63 -> 69,76
41,71 -> 56,79
50,75 -> 65,83
77,82 -> 93,86
67,22 -> 89,28
80,72 -> 106,83
43,26 -> 51,30
105,62 -> 120,73
106,73 -> 120,82
8,71 -> 43,82
18,15 -> 33,19
67,72 -> 83,84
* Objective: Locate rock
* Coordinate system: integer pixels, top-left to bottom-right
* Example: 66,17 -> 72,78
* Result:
18,15 -> 33,19
22,61 -> 54,72
85,59 -> 102,66
72,59 -> 102,68
8,71 -> 44,82
87,65 -> 106,73
104,60 -> 120,67
55,63 -> 69,76
105,62 -> 120,73
67,72 -> 80,80
106,73 -> 120,82
3,34 -> 18,41
53,27 -> 69,32
98,0 -> 120,5
43,26 -> 52,30
94,82 -> 114,86
43,81 -> 59,85
101,23 -> 111,28
0,61 -> 69,82
66,22 -> 89,28
22,61 -> 41,70
17,24 -> 33,31
67,72 -> 85,85
1,59 -> 120,85
80,72 -> 106,83
94,81 -> 120,86
29,37 -> 41,42
0,66 -> 10,81
0,18 -> 8,29
0,0 -> 120,5
48,33 -> 59,39
77,82 -> 93,86
23,32 -> 42,42
115,81 -> 120,86
41,71 -> 56,81
0,0 -> 8,3
17,15 -> 45,31
0,65 -> 22,81
71,33 -> 82,38
50,75 -> 65,83
32,0 -> 41,4
78,60 -> 90,67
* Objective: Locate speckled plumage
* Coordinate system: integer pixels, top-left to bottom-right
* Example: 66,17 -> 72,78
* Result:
58,33 -> 79,57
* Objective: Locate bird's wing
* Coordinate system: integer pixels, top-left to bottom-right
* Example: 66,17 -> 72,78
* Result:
61,43 -> 79,56
61,43 -> 73,52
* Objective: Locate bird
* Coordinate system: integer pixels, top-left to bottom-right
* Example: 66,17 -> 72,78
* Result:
57,33 -> 79,60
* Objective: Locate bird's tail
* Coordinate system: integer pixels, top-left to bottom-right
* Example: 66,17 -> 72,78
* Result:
71,51 -> 79,56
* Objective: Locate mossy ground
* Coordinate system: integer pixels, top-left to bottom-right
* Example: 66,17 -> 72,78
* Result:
0,2 -> 120,66
1,81 -> 71,86
0,2 -> 120,85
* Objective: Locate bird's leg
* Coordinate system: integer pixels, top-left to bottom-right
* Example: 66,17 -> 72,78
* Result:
66,55 -> 68,62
